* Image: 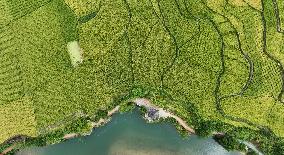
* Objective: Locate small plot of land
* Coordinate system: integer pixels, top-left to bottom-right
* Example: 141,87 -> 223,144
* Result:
67,41 -> 83,67
0,98 -> 37,143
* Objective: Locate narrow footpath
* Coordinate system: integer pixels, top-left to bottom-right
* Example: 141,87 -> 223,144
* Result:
0,144 -> 16,155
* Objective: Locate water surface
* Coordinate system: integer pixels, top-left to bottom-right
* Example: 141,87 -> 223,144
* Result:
17,109 -> 242,155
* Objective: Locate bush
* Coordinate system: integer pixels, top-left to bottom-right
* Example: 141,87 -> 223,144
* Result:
213,134 -> 246,152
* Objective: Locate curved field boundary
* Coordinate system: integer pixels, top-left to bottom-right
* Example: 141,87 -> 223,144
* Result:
151,0 -> 181,89
272,0 -> 284,33
149,0 -> 202,91
261,0 -> 284,104
209,18 -> 264,129
201,1 -> 261,129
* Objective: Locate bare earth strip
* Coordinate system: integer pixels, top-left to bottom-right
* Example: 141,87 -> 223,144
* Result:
0,144 -> 16,155
132,98 -> 195,134
67,41 -> 83,67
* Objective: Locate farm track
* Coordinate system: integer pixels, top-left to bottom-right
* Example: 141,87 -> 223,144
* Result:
234,33 -> 254,95
149,0 -> 265,133
208,0 -> 284,134
261,0 -> 284,104
217,30 -> 254,99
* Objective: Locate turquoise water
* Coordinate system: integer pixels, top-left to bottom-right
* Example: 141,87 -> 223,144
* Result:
17,109 -> 242,155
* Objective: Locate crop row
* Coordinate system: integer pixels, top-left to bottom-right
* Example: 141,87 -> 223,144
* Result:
0,28 -> 24,104
64,0 -> 100,17
0,0 -> 51,28
0,97 -> 37,143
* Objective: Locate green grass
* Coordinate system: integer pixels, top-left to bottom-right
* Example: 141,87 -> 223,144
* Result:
1,0 -> 284,154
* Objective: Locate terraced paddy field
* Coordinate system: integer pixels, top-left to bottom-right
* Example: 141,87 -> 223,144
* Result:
0,0 -> 284,154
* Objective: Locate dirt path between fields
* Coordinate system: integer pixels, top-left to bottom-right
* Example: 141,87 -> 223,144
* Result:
0,144 -> 16,155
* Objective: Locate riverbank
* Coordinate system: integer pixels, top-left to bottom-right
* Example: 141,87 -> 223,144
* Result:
132,98 -> 195,134
16,109 -> 243,155
62,105 -> 121,140
61,98 -> 196,141
1,98 -> 262,155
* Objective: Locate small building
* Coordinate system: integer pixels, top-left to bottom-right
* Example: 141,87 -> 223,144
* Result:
146,108 -> 159,120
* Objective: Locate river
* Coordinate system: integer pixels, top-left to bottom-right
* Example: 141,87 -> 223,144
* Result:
16,109 -> 242,155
